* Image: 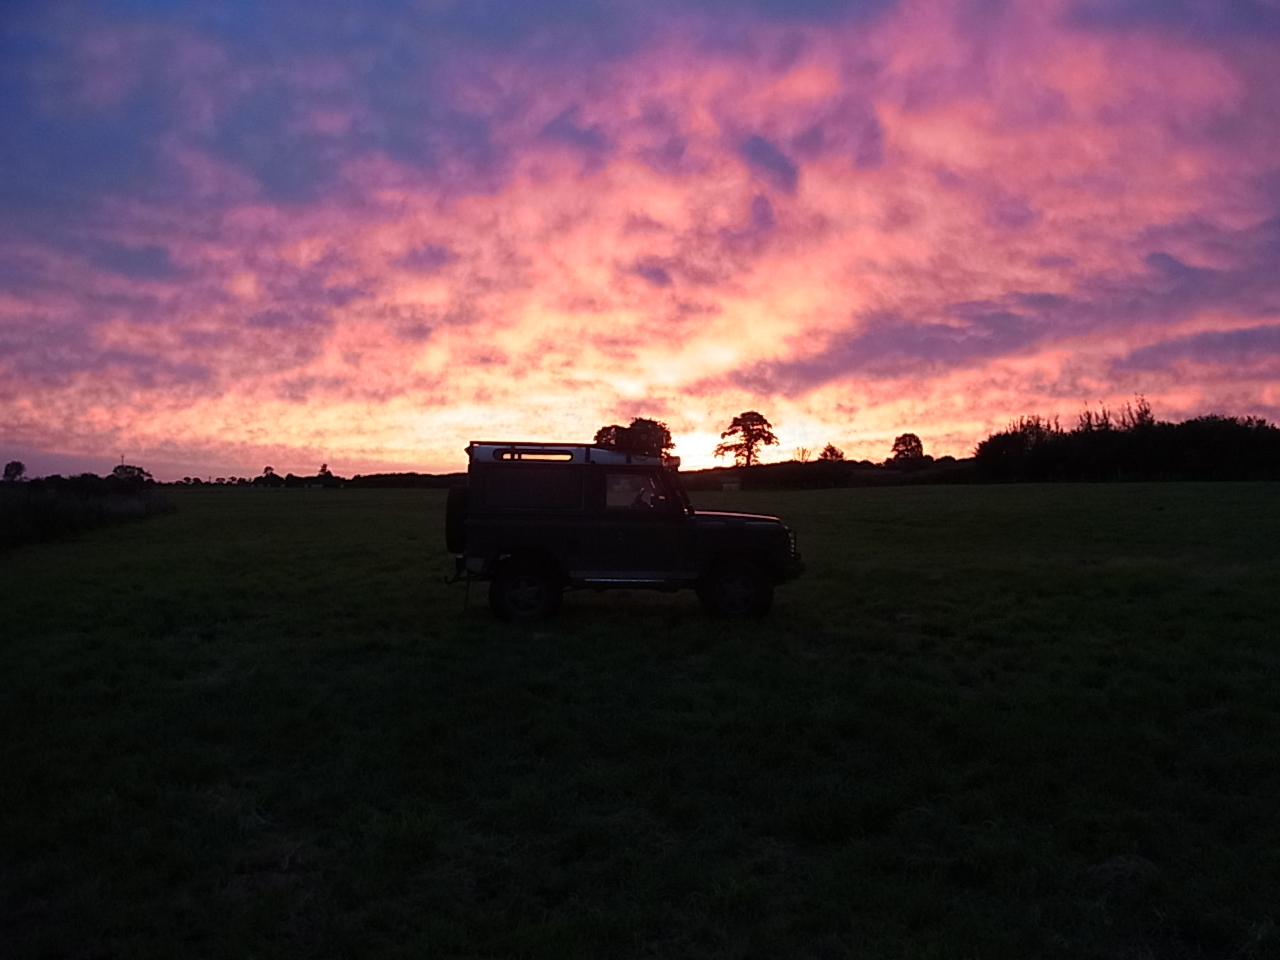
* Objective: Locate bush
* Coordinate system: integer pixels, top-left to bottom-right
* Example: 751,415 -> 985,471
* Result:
0,478 -> 173,549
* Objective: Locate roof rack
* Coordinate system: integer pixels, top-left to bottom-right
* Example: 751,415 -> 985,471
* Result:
467,441 -> 676,467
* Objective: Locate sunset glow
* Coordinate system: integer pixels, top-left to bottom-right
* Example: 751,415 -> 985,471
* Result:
4,0 -> 1280,478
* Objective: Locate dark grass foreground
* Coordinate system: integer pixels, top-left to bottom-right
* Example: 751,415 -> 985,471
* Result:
3,485 -> 1278,959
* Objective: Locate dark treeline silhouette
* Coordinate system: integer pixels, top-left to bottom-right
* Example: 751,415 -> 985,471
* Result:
346,471 -> 465,489
167,464 -> 466,490
975,399 -> 1280,481
251,464 -> 344,489
680,456 -> 968,492
1,464 -> 172,549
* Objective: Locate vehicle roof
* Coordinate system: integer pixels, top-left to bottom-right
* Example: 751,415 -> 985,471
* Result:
467,441 -> 669,467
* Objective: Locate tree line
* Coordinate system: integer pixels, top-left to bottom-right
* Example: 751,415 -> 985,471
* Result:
4,462 -> 156,493
598,400 -> 1280,483
7,397 -> 1279,508
0,463 -> 169,550
973,398 -> 1280,481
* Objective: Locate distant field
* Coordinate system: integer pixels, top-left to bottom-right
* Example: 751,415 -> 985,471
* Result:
4,484 -> 1279,958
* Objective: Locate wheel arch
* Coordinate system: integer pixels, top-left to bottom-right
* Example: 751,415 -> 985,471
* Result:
699,546 -> 772,581
491,548 -> 568,584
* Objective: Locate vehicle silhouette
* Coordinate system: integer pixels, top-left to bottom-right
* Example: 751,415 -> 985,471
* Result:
447,441 -> 804,619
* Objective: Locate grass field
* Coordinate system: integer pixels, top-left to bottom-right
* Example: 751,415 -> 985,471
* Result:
3,484 -> 1279,959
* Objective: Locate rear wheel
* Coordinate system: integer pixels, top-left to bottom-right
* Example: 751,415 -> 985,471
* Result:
489,565 -> 563,621
698,564 -> 773,618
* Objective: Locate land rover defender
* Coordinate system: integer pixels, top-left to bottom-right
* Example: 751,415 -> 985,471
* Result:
445,441 -> 804,619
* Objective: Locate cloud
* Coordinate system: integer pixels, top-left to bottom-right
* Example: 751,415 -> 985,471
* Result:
0,315 -> 212,388
0,93 -> 168,214
245,308 -> 331,331
83,241 -> 180,280
630,260 -> 673,286
397,244 -> 457,272
541,108 -> 610,154
3,0 -> 1280,476
738,135 -> 800,193
986,195 -> 1040,231
728,211 -> 1280,397
854,116 -> 884,168
1069,0 -> 1280,38
1115,323 -> 1280,371
212,87 -> 335,204
734,306 -> 1047,394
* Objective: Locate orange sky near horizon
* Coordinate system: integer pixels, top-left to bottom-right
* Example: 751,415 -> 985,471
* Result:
3,0 -> 1280,479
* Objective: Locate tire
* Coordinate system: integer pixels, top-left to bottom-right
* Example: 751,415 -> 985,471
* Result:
445,485 -> 469,553
489,565 -> 563,621
698,564 -> 774,618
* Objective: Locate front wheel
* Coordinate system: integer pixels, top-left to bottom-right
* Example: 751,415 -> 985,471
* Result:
697,564 -> 774,618
489,566 -> 563,621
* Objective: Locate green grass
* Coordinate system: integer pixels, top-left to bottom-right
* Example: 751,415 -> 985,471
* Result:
3,484 -> 1279,958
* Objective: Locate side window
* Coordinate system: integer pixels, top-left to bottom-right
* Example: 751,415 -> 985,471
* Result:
604,472 -> 667,510
484,466 -> 583,510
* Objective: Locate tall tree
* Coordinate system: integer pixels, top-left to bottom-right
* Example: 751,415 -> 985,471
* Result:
890,433 -> 924,462
627,418 -> 674,457
254,465 -> 285,488
594,417 -> 674,458
818,443 -> 845,461
714,411 -> 778,467
110,463 -> 153,483
3,460 -> 25,482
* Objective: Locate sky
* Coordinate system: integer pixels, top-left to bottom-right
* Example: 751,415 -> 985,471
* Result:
3,0 -> 1280,479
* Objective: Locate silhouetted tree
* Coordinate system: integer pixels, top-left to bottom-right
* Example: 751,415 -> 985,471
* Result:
595,424 -> 625,446
890,433 -> 925,462
1076,406 -> 1114,432
794,446 -> 812,463
818,443 -> 845,461
253,465 -> 285,488
3,461 -> 25,482
1118,395 -> 1156,430
110,464 -> 153,487
715,411 -> 778,467
594,417 -> 674,458
636,418 -> 674,456
974,416 -> 1063,477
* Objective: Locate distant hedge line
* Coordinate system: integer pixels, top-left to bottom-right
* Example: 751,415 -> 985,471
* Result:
1,475 -> 173,549
974,414 -> 1280,482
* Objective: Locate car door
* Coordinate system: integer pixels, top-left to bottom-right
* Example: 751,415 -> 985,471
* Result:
580,468 -> 696,580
